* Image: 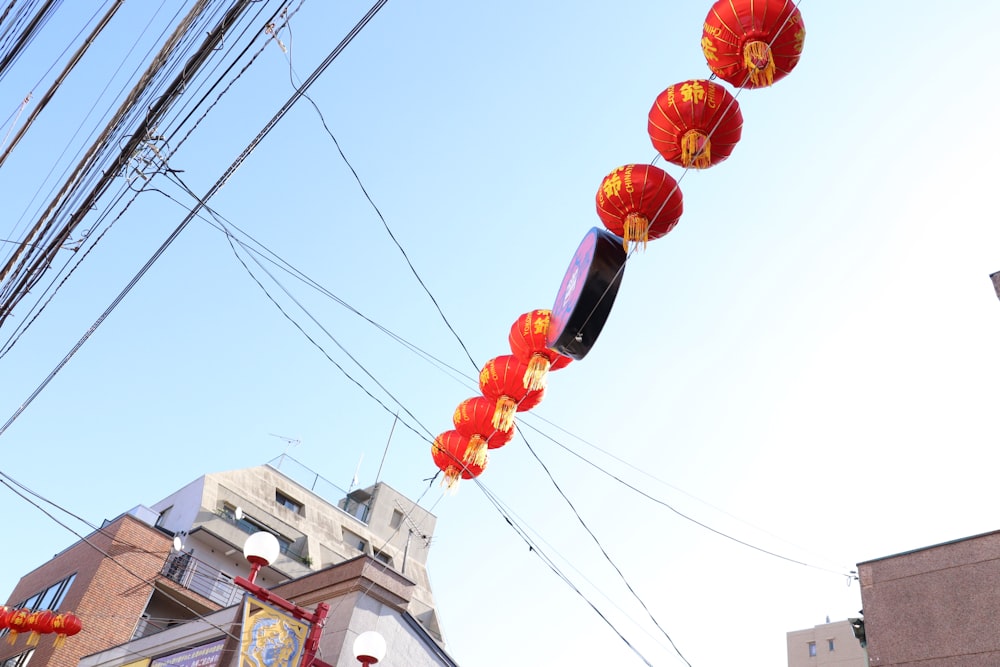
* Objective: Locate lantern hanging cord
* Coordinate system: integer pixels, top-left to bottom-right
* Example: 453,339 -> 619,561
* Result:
641,0 -> 805,225
577,0 -> 806,335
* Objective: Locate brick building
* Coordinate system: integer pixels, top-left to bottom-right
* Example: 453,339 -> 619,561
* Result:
857,529 -> 1000,666
0,457 -> 441,667
0,514 -> 172,667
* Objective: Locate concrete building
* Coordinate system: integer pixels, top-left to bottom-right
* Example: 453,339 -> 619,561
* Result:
0,457 -> 442,667
857,529 -> 1000,666
787,619 -> 867,666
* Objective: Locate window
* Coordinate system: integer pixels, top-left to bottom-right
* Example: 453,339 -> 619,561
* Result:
390,510 -> 403,530
156,505 -> 173,528
373,549 -> 392,566
0,574 -> 76,641
14,574 -> 75,612
221,506 -> 293,554
0,649 -> 33,667
828,638 -> 835,652
275,490 -> 304,516
37,574 -> 75,611
807,641 -> 816,657
342,528 -> 368,553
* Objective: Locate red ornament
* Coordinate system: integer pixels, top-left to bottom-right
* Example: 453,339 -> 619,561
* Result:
518,386 -> 545,412
596,164 -> 683,252
51,612 -> 82,649
453,397 -> 514,467
26,609 -> 55,646
0,606 -> 10,631
508,309 -> 572,391
478,355 -> 534,432
648,79 -> 743,169
6,608 -> 30,644
432,430 -> 485,490
701,0 -> 805,88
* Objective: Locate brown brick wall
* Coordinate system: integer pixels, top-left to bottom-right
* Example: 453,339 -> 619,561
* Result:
0,515 -> 171,667
859,530 -> 1000,666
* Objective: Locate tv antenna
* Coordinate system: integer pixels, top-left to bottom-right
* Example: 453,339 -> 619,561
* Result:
269,433 -> 301,451
396,501 -> 431,548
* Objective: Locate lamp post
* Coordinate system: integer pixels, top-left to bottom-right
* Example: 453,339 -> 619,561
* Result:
233,532 -> 330,667
353,630 -> 387,665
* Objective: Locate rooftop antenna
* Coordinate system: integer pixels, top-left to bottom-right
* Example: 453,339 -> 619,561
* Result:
396,501 -> 431,548
397,502 -> 431,575
349,454 -> 364,491
269,433 -> 301,454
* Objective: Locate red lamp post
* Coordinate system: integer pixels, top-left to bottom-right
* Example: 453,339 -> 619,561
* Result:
233,532 -> 330,667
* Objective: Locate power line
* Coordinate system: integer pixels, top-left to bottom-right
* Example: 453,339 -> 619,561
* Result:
0,0 -> 389,439
274,11 -> 480,374
520,431 -> 693,665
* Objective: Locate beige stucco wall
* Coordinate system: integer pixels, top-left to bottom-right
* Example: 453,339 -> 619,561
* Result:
787,620 -> 867,667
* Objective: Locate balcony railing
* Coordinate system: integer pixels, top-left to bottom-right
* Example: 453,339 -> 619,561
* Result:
160,551 -> 243,608
268,453 -> 371,524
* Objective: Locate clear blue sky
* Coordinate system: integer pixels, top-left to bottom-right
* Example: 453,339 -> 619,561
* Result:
1,2 -> 998,665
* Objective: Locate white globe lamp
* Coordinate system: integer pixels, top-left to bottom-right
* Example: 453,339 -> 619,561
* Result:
353,630 -> 386,665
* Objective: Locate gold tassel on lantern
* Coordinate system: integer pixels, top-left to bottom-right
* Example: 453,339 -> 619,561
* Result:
681,130 -> 711,169
491,396 -> 517,432
522,353 -> 552,391
743,40 -> 775,87
441,465 -> 461,491
622,212 -> 650,251
463,435 -> 488,468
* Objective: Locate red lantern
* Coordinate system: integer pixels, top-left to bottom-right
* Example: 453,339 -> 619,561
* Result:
0,606 -> 10,632
508,309 -> 572,391
648,79 -> 743,169
518,386 -> 545,412
6,608 -> 30,644
701,0 -> 805,89
51,612 -> 82,649
432,430 -> 485,490
26,609 -> 55,647
453,397 -> 514,467
479,355 -> 534,432
595,164 -> 683,252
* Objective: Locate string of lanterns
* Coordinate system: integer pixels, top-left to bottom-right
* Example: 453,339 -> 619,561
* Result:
430,0 -> 806,489
0,605 -> 82,648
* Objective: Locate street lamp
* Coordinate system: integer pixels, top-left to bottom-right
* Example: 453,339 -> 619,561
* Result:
234,532 -> 330,667
353,631 -> 386,665
242,531 -> 280,583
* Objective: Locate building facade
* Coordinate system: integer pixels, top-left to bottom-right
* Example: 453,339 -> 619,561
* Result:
0,457 -> 442,667
77,556 -> 458,667
787,620 -> 867,667
857,529 -> 1000,666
